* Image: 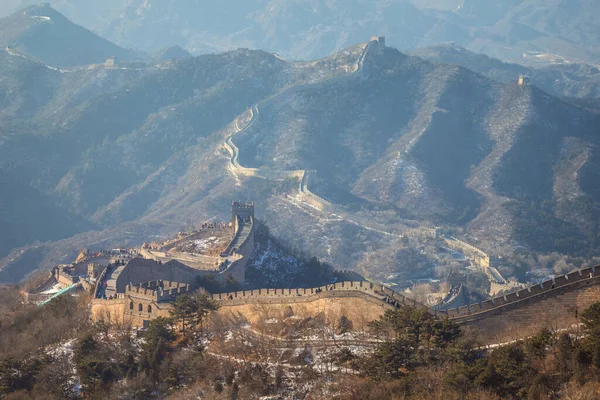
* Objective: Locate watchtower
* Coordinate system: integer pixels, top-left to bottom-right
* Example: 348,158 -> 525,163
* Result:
105,56 -> 117,68
518,75 -> 531,86
370,36 -> 386,47
231,201 -> 254,225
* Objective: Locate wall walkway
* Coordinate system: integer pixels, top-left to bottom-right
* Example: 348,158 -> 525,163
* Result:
439,265 -> 600,321
211,280 -> 423,309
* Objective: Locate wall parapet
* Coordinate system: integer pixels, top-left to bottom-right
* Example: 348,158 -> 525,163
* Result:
126,280 -> 192,302
211,281 -> 424,309
93,266 -> 109,299
440,266 -> 600,322
210,266 -> 600,325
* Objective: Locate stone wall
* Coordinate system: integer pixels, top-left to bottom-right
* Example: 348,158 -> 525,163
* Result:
125,280 -> 192,302
91,298 -> 130,326
461,285 -> 600,344
92,267 -> 600,340
213,296 -> 390,331
56,270 -> 79,287
224,222 -> 254,283
436,266 -> 600,343
211,280 -> 410,330
298,170 -> 336,212
211,281 -> 420,310
92,295 -> 173,328
444,236 -> 491,270
92,280 -> 414,328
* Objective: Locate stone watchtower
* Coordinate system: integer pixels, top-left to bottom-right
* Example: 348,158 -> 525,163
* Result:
105,56 -> 117,68
231,201 -> 254,226
370,36 -> 386,47
518,75 -> 531,86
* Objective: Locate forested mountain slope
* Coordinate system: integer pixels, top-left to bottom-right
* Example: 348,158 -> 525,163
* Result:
0,12 -> 598,285
0,35 -> 599,279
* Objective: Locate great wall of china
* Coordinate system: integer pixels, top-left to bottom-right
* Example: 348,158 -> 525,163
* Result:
90,260 -> 600,344
221,38 -> 509,291
75,37 -> 600,344
221,37 -> 438,241
208,264 -> 600,344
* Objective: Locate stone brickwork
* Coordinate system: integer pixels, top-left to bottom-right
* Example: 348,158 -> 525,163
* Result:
214,296 -> 390,331
437,266 -> 600,343
126,280 -> 192,302
92,265 -> 600,342
211,281 -> 423,319
461,286 -> 599,344
92,280 -> 418,328
92,280 -> 191,328
138,202 -> 255,283
444,236 -> 491,270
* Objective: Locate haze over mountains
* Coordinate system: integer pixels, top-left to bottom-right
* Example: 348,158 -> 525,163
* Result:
0,4 -> 143,68
2,0 -> 600,66
409,44 -> 600,99
0,4 -> 599,285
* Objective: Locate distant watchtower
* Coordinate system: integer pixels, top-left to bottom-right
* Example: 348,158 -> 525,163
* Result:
518,75 -> 531,87
231,201 -> 254,226
105,56 -> 117,68
370,36 -> 386,47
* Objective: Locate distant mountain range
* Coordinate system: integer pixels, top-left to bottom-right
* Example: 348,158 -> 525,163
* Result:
2,0 -> 599,66
1,5 -> 599,285
0,4 -> 143,68
409,43 -> 600,99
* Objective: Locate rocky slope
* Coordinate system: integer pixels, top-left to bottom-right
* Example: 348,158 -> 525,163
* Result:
410,44 -> 600,99
0,4 -> 143,68
1,13 -> 599,285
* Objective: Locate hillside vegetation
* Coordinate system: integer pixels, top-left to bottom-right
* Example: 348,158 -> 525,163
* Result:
4,281 -> 600,399
1,7 -> 599,287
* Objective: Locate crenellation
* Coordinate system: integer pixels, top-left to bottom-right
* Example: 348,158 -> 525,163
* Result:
89,200 -> 600,337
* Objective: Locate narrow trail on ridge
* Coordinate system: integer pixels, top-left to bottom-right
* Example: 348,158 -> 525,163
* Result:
221,40 -> 414,240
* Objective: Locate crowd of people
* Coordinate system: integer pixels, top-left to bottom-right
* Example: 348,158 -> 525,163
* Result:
200,221 -> 230,230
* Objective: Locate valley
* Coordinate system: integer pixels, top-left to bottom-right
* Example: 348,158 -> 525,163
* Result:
2,3 -> 600,399
0,5 -> 598,304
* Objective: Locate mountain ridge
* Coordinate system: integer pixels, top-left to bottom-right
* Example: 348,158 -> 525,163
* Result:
0,14 -> 598,286
7,0 -> 600,67
0,4 -> 143,68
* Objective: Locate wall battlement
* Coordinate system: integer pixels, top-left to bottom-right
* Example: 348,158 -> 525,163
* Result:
211,281 -> 424,309
126,280 -> 192,302
92,264 -> 600,343
442,236 -> 509,286
210,266 -> 600,325
440,265 -> 599,322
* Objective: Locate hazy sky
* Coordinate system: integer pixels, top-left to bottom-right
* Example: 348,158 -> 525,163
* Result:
0,0 -> 464,19
0,0 -> 21,18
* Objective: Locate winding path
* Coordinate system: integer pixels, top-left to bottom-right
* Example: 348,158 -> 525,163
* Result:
222,40 -> 428,239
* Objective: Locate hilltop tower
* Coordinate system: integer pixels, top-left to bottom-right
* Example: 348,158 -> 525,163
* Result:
370,36 -> 386,47
105,56 -> 117,68
231,201 -> 254,226
518,75 -> 531,86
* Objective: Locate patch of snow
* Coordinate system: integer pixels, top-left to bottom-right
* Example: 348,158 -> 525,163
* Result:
41,283 -> 64,295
